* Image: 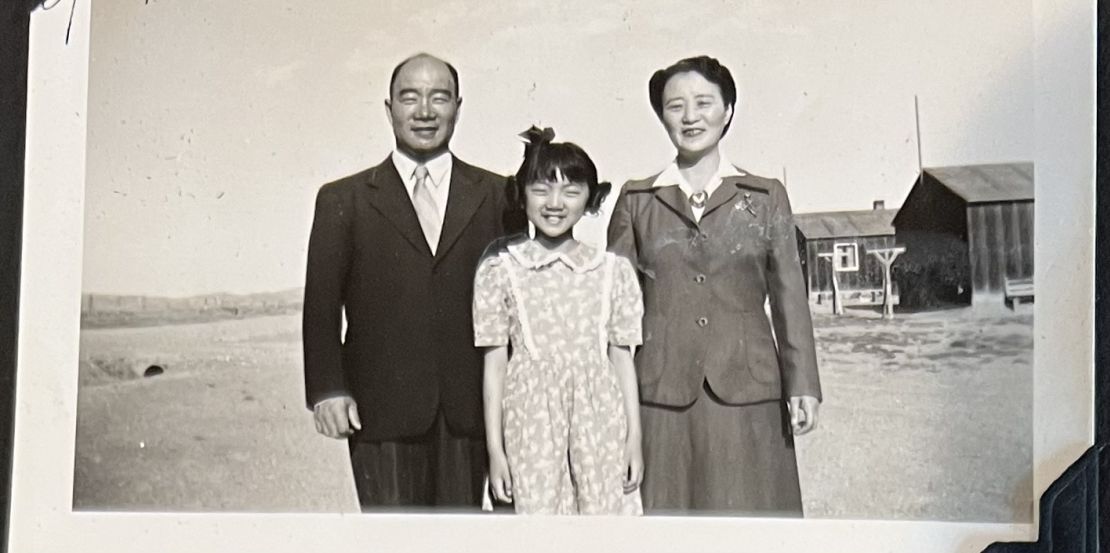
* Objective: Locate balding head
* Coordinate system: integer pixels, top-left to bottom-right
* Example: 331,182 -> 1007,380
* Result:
389,53 -> 460,100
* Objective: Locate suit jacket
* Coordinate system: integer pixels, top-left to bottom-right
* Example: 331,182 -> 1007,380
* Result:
302,155 -> 524,441
607,170 -> 821,407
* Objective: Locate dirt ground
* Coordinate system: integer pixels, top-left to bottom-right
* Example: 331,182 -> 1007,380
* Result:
798,304 -> 1033,522
73,306 -> 1032,521
73,316 -> 357,512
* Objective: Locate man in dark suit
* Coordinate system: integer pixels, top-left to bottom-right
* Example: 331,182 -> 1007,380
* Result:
302,53 -> 522,510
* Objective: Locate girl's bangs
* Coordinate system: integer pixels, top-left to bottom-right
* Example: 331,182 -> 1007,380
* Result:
529,146 -> 596,185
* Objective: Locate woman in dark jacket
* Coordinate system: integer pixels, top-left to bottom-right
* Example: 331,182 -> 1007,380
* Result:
607,55 -> 822,515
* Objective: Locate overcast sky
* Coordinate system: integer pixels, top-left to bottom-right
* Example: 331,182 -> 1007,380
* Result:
81,0 -> 1034,297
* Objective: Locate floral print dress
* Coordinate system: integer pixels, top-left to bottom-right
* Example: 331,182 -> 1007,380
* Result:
473,237 -> 644,515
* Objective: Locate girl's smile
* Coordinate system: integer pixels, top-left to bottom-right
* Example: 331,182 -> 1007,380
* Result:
540,210 -> 567,225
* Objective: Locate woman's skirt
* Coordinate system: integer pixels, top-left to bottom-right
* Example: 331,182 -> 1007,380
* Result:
639,380 -> 803,516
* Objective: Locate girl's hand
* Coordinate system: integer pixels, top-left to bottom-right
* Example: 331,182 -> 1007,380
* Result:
488,452 -> 514,503
623,437 -> 643,493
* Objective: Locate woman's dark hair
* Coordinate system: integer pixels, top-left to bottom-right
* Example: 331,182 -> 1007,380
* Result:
509,126 -> 611,214
648,55 -> 737,136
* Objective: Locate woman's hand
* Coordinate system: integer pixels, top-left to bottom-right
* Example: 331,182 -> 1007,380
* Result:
623,434 -> 644,493
488,451 -> 513,503
788,395 -> 820,435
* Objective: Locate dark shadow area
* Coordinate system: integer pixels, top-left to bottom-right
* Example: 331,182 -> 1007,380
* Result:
1096,1 -> 1108,550
0,4 -> 30,553
1096,5 -> 1105,553
981,446 -> 1101,553
890,301 -> 972,315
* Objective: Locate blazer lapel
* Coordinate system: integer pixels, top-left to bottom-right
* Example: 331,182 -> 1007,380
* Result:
651,185 -> 697,227
434,158 -> 489,263
701,178 -> 740,219
364,157 -> 433,256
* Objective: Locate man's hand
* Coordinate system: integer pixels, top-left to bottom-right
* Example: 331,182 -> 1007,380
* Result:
313,396 -> 362,439
788,395 -> 820,436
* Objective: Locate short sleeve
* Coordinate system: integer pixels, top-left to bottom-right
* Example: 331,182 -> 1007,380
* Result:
607,255 -> 644,346
472,253 -> 511,347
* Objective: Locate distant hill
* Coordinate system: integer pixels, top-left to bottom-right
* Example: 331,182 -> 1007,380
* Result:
80,288 -> 304,329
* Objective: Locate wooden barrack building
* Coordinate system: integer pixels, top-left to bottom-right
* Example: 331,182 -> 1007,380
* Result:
892,162 -> 1034,307
794,202 -> 900,309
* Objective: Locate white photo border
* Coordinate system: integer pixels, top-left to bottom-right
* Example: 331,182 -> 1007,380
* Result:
9,1 -> 1095,552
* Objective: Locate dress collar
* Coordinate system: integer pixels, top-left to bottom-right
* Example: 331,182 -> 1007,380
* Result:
505,238 -> 605,273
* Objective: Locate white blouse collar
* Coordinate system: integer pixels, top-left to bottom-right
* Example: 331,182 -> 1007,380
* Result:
651,153 -> 746,198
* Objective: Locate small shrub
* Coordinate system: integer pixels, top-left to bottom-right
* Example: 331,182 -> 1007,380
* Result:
893,232 -> 971,309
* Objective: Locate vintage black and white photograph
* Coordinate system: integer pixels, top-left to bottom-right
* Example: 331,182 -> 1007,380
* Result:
67,0 -> 1045,522
8,1 -> 1095,550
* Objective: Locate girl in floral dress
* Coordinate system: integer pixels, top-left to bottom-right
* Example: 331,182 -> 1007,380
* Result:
473,127 -> 644,515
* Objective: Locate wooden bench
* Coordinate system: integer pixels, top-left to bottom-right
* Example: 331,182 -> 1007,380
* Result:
1004,277 -> 1034,308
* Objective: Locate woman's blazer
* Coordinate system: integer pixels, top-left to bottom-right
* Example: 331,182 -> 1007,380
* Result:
607,170 -> 821,407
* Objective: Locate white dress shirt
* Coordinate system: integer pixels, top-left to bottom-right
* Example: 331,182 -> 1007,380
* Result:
391,150 -> 453,253
651,153 -> 746,222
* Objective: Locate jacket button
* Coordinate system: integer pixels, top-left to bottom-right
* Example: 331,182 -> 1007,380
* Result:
697,317 -> 708,327
694,274 -> 706,284
699,232 -> 709,240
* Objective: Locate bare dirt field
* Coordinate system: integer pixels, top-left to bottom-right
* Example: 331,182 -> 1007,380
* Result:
73,315 -> 356,512
73,306 -> 1032,521
798,305 -> 1033,522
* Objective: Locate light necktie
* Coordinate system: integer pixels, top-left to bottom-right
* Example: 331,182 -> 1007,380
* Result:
412,165 -> 441,254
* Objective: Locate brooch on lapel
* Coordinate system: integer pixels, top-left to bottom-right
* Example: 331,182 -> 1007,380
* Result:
735,192 -> 757,216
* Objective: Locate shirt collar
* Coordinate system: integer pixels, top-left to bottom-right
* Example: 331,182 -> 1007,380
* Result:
651,153 -> 745,197
391,149 -> 453,188
506,239 -> 605,273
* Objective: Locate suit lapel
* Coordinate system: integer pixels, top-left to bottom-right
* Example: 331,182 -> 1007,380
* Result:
435,158 -> 489,263
364,157 -> 433,256
651,185 -> 697,227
